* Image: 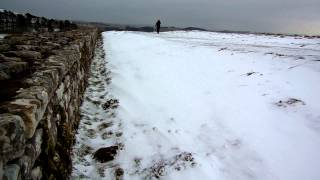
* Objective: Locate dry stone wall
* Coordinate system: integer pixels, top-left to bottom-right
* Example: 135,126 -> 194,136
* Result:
0,28 -> 98,179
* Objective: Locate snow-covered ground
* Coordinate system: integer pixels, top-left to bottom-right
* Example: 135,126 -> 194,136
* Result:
0,34 -> 7,39
72,31 -> 320,180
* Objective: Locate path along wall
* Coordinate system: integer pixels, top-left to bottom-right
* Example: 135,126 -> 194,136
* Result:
0,28 -> 98,179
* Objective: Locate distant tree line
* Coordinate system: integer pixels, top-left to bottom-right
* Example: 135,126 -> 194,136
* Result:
0,10 -> 77,33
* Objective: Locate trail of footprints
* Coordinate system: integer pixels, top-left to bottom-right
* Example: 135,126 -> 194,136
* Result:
72,38 -> 123,179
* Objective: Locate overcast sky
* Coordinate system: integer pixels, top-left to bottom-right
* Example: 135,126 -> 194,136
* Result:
1,0 -> 320,35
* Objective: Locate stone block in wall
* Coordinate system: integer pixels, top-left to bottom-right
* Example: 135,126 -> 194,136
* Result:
28,69 -> 61,96
0,44 -> 11,53
3,51 -> 41,60
17,129 -> 42,178
15,155 -> 31,179
30,166 -> 42,180
15,86 -> 48,106
0,54 -> 23,62
41,103 -> 58,154
46,57 -> 67,77
3,164 -> 21,180
0,98 -> 45,139
0,71 -> 10,81
0,114 -> 26,164
15,45 -> 39,51
29,129 -> 43,161
55,82 -> 65,103
0,61 -> 28,80
52,50 -> 81,73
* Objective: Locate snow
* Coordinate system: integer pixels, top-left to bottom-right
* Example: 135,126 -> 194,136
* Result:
0,34 -> 6,39
72,30 -> 320,180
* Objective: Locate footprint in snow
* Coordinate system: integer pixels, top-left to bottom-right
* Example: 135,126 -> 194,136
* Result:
275,98 -> 306,107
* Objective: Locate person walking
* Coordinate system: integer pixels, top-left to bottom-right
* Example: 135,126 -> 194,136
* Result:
155,20 -> 161,34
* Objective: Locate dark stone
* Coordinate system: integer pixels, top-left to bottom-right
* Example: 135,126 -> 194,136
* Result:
92,146 -> 119,163
0,61 -> 28,80
0,54 -> 22,62
0,71 -> 10,80
0,79 -> 28,102
102,99 -> 119,110
0,44 -> 11,52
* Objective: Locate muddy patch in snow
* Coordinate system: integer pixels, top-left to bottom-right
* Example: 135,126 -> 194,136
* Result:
131,152 -> 196,179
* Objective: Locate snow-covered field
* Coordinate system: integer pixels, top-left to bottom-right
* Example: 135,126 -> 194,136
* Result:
72,31 -> 320,180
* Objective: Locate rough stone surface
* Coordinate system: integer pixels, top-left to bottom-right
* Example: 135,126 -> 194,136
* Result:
3,164 -> 21,180
0,114 -> 26,164
30,166 -> 42,180
0,28 -> 98,180
0,161 -> 3,180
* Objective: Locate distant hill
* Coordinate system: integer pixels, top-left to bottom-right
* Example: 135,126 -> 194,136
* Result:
183,27 -> 208,31
75,21 -> 211,33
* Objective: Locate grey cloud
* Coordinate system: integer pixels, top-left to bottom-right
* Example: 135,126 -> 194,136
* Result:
1,0 -> 319,34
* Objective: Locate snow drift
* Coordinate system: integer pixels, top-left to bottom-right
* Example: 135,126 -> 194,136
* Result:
72,31 -> 320,180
